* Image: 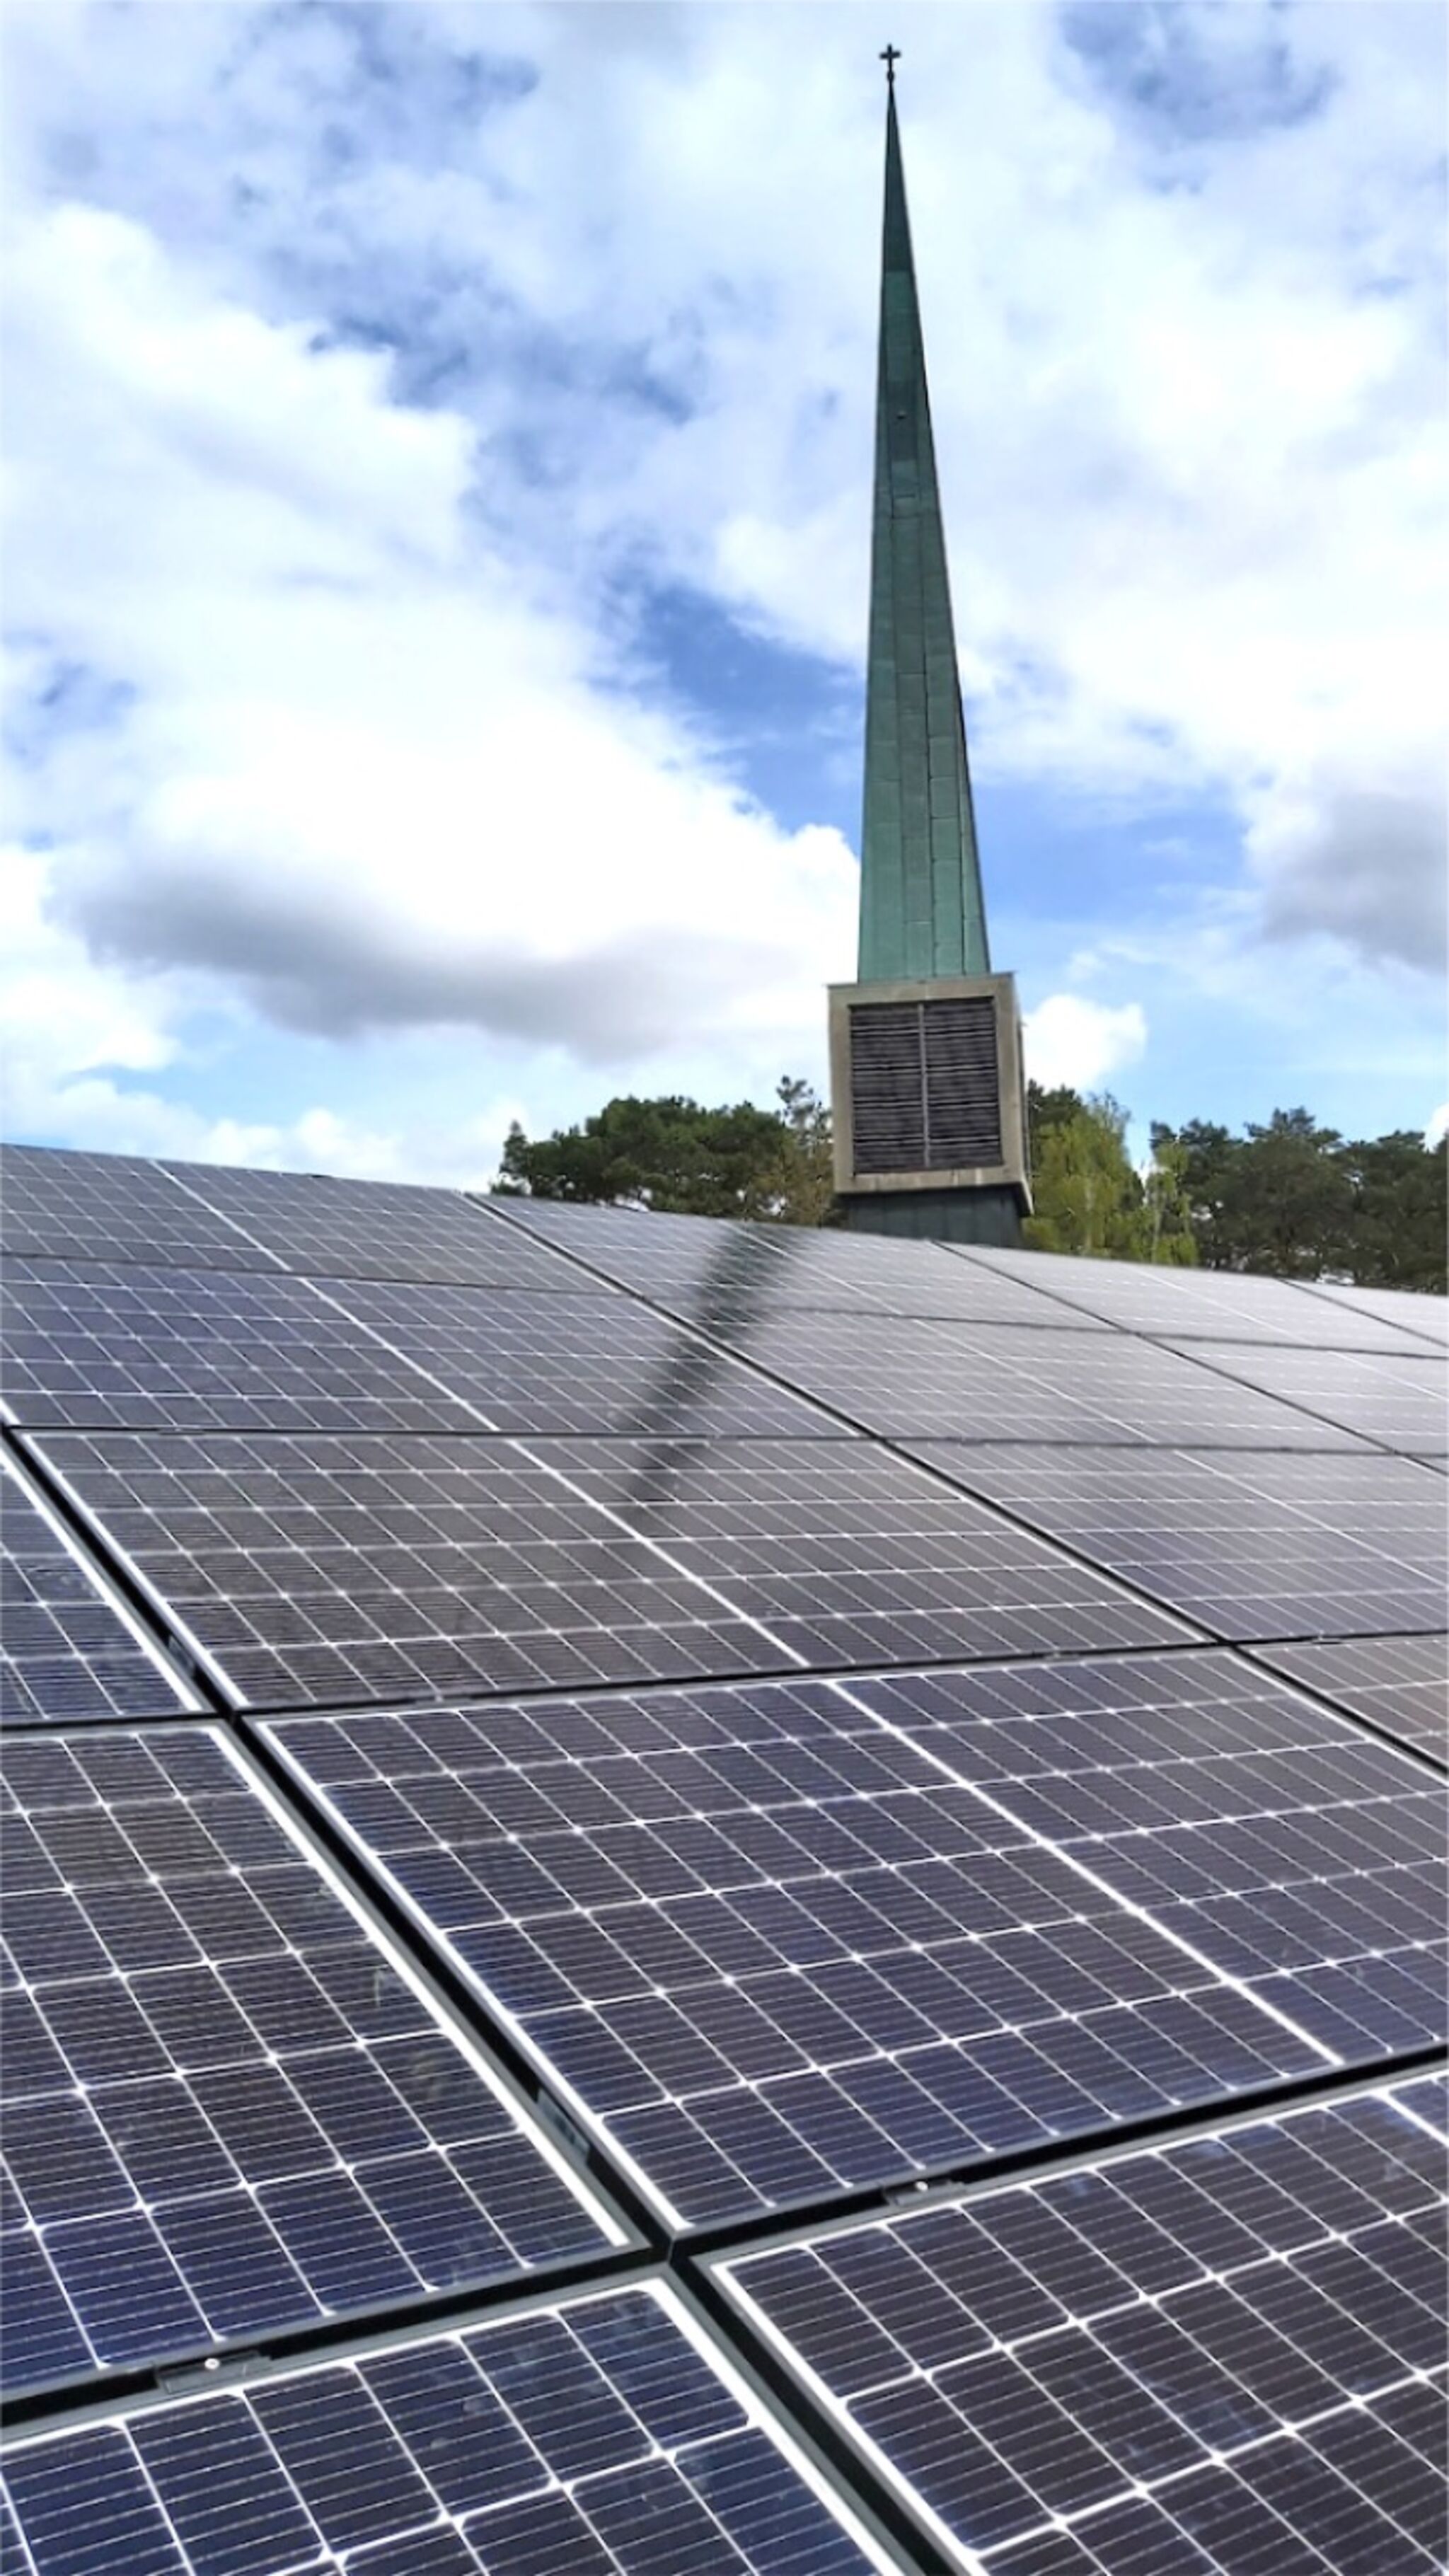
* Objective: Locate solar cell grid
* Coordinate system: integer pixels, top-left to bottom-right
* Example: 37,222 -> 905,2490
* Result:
0,1146 -> 276,1271
0,2280 -> 894,2576
952,1242 -> 1441,1353
164,1160 -> 592,1289
23,1429 -> 801,1710
0,1459 -> 193,1728
729,1225 -> 1113,1327
320,1276 -> 845,1439
908,1443 -> 1449,1641
720,2082 -> 1448,2574
715,1315 -> 1365,1448
4,1147 -> 1447,2576
855,1653 -> 1448,2069
0,1259 -> 487,1436
0,1725 -> 617,2391
1300,1279 -> 1449,1349
268,1670 -> 1337,2230
492,1195 -> 1097,1331
1160,1338 -> 1448,1456
1246,1633 -> 1448,1764
527,1438 -> 1196,1668
482,1197 -> 823,1307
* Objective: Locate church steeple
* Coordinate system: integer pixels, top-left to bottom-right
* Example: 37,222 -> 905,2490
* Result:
859,64 -> 989,984
827,54 -> 1029,1246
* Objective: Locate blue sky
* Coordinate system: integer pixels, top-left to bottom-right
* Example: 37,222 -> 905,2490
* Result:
3,0 -> 1445,1182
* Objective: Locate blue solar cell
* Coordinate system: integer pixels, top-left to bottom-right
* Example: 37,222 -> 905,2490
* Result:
721,2083 -> 1448,2575
1,1460 -> 191,1727
1,2290 -> 884,2576
0,1726 -> 614,2392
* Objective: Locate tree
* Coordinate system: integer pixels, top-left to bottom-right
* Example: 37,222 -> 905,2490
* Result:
1158,1109 -> 1353,1278
1340,1131 -> 1448,1293
494,1080 -> 834,1225
1027,1080 -> 1088,1144
1023,1094 -> 1159,1260
1155,1118 -> 1237,1269
1141,1130 -> 1199,1266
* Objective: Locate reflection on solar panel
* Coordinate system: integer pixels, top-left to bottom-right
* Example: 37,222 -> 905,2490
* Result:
526,1439 -> 1194,1667
0,1146 -> 275,1271
0,1259 -> 486,1436
1301,1278 -> 1449,1349
163,1160 -> 587,1287
716,1223 -> 1107,1327
320,1277 -> 844,1438
0,2280 -> 892,2576
1160,1339 -> 1448,1456
953,1240 -> 1443,1351
0,1726 -> 616,2390
0,1457 -> 192,1726
855,1654 -> 1447,2067
23,1429 -> 802,1708
2,1148 -> 1445,2576
268,1670 -> 1346,2228
497,1191 -> 1102,1328
720,2081 -> 1447,2574
909,1443 -> 1449,1640
712,1315 -> 1366,1447
493,1194 -> 865,1310
1247,1634 -> 1449,1764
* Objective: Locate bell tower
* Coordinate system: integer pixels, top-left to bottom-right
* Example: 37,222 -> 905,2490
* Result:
830,50 -> 1029,1243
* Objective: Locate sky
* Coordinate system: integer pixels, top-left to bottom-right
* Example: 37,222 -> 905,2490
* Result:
3,0 -> 1445,1184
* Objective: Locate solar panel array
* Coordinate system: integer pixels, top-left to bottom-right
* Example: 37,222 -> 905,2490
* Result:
1,1145 -> 1444,2576
719,2080 -> 1447,2572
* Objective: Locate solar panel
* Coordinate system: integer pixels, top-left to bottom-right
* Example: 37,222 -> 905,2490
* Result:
1247,1633 -> 1448,1765
1299,1278 -> 1449,1350
0,2279 -> 895,2576
0,1146 -> 279,1271
163,1161 -> 589,1287
311,1276 -> 847,1438
0,1259 -> 487,1437
268,1667 -> 1343,2230
854,1653 -> 1447,2067
951,1241 -> 1442,1353
0,1724 -> 619,2391
710,1312 -> 1366,1447
0,1456 -> 194,1727
717,2079 -> 1447,2575
525,1438 -> 1196,1666
491,1195 -> 873,1311
494,1193 -> 1102,1327
908,1442 -> 1449,1641
1160,1338 -> 1448,1456
729,1223 -> 1113,1327
3,1148 -> 1445,2576
21,1430 -> 803,1711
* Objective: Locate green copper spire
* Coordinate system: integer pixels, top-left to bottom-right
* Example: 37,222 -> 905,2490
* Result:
858,62 -> 990,982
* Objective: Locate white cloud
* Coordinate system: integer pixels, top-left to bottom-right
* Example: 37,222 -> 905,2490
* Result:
0,845 -> 529,1181
4,195 -> 858,1093
1023,992 -> 1148,1094
1,0 -> 1443,1172
1426,1103 -> 1449,1150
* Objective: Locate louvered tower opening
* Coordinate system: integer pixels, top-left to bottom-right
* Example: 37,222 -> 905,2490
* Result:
849,996 -> 1003,1175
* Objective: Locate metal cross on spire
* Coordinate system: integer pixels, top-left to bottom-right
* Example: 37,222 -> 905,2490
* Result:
879,43 -> 900,86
